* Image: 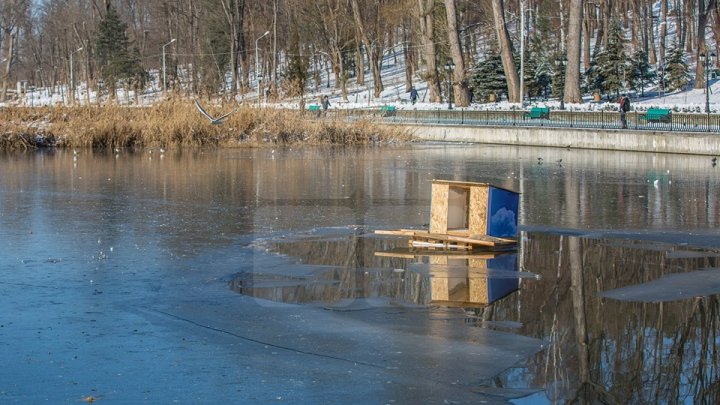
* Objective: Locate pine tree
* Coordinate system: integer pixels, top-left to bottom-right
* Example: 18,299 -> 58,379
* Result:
626,50 -> 656,96
584,54 -> 605,96
596,19 -> 627,98
663,43 -> 690,92
95,5 -> 146,100
525,24 -> 553,100
471,52 -> 507,102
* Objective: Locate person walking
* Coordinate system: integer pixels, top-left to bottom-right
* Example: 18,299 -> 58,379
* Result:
321,95 -> 330,116
410,87 -> 418,105
619,94 -> 630,129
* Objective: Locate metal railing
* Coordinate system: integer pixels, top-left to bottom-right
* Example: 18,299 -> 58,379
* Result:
326,108 -> 720,133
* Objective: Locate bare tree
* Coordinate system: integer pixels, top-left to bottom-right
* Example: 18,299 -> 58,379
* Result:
490,0 -> 519,102
694,0 -> 717,89
564,0 -> 583,104
444,0 -> 469,107
350,0 -> 384,98
0,0 -> 30,102
416,0 -> 441,102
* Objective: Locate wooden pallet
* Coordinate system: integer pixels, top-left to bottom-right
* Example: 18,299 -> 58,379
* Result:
375,229 -> 517,250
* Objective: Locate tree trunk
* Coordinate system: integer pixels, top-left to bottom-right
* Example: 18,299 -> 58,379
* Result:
694,0 -> 717,89
491,0 -> 519,102
417,0 -> 441,102
403,26 -> 414,92
558,0 -> 566,51
647,0 -> 657,64
583,2 -> 593,71
564,0 -> 583,104
444,0 -> 469,106
0,31 -> 13,102
350,0 -> 383,98
659,0 -> 668,71
713,7 -> 720,60
220,0 -> 238,98
355,39 -> 365,87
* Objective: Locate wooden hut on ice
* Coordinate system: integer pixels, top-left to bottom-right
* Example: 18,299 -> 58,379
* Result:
376,180 -> 519,250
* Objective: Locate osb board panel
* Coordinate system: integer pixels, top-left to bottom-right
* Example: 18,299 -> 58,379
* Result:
468,186 -> 489,235
430,255 -> 448,265
470,277 -> 489,304
430,183 -> 449,234
431,279 -> 449,301
468,258 -> 488,269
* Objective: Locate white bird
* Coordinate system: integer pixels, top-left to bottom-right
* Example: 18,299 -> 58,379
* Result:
194,100 -> 237,125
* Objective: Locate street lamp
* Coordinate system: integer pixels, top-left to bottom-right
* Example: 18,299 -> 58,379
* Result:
520,0 -> 525,105
700,51 -> 715,114
555,58 -> 566,110
162,38 -> 176,94
255,30 -> 270,104
70,47 -> 83,105
444,60 -> 455,110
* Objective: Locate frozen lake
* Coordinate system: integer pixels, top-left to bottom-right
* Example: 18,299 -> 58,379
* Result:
1,144 -> 719,403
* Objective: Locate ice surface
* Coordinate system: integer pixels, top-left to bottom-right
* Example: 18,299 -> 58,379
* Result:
600,269 -> 720,302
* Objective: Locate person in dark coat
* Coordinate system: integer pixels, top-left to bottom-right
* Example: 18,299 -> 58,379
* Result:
321,95 -> 330,115
619,95 -> 630,128
410,87 -> 418,105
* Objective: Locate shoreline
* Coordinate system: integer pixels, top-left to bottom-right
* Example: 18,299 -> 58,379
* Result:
0,102 -> 409,151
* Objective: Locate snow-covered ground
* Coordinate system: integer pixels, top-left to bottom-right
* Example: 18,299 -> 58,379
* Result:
8,46 -> 720,114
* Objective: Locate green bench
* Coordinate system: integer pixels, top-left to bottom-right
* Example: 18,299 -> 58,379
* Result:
526,107 -> 550,119
644,108 -> 672,123
380,105 -> 396,117
308,104 -> 320,112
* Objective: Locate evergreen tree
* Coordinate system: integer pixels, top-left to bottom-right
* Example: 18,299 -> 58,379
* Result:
595,19 -> 627,98
626,50 -> 656,96
664,43 -> 690,92
525,22 -> 553,100
471,52 -> 507,102
584,54 -> 605,96
96,5 -> 146,100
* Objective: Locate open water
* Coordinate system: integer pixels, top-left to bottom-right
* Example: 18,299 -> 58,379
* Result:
1,144 -> 719,403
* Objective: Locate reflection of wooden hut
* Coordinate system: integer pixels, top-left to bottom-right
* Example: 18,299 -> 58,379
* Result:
377,180 -> 519,249
375,249 -> 520,307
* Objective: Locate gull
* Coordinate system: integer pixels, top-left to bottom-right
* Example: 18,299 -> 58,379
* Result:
194,100 -> 237,125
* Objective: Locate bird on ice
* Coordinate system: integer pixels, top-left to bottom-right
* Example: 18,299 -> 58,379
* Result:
194,100 -> 237,125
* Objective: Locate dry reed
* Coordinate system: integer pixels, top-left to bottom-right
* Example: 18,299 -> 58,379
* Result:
0,100 -> 410,150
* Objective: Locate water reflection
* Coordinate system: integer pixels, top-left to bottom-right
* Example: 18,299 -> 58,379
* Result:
231,230 -> 525,308
492,233 -> 720,404
240,228 -> 720,403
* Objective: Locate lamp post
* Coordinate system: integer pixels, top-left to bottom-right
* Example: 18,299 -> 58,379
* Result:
70,47 -> 83,105
555,58 -> 566,110
700,51 -> 715,114
162,38 -> 176,94
444,60 -> 455,110
520,0 -> 525,105
255,31 -> 270,104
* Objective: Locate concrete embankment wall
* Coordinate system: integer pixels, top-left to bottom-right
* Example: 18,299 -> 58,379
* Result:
402,124 -> 720,156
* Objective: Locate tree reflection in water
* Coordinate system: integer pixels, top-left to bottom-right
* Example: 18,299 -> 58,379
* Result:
233,228 -> 720,403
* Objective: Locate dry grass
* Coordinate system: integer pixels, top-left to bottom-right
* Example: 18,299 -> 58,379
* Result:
0,100 -> 411,150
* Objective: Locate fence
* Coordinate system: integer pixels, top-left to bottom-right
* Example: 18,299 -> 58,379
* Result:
328,108 -> 720,133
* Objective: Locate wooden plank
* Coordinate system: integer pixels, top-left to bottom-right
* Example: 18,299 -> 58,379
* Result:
373,248 -> 501,260
411,241 -> 472,249
429,183 -> 449,234
375,229 -> 417,236
373,251 -> 416,259
376,228 -> 517,248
